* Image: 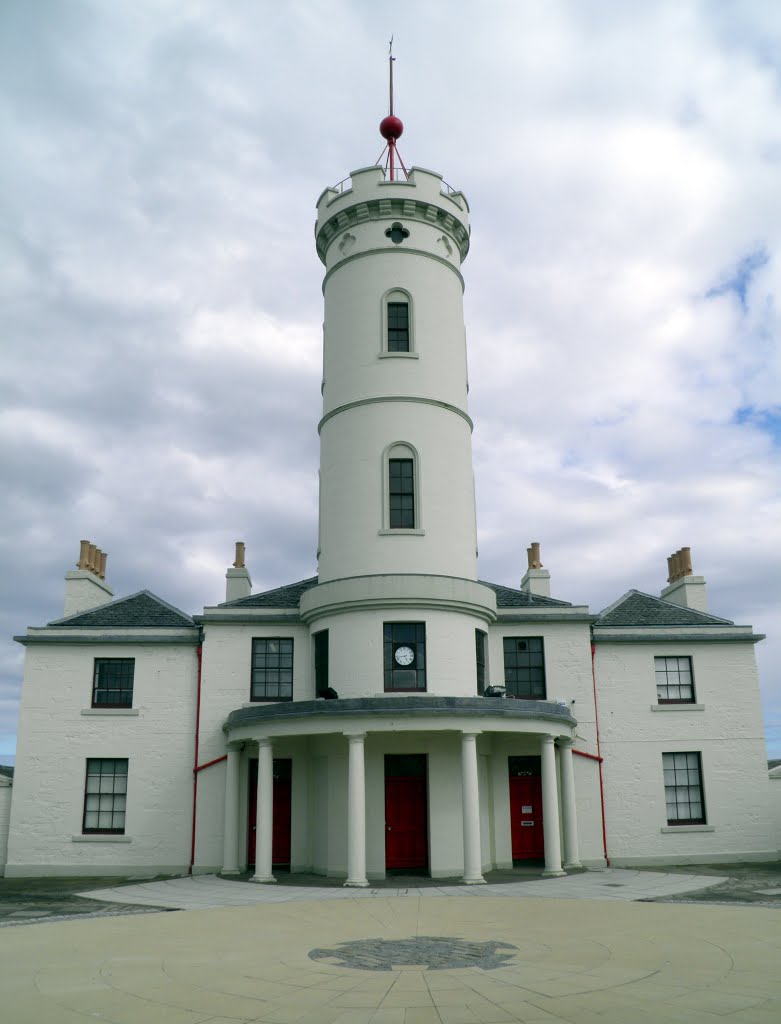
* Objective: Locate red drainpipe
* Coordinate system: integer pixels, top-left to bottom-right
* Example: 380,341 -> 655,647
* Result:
589,641 -> 610,866
195,754 -> 227,774
189,640 -> 203,875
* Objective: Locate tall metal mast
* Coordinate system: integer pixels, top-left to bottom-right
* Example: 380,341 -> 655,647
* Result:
376,38 -> 409,181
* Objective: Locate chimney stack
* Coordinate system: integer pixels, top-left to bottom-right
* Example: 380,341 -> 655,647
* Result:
225,540 -> 252,602
660,546 -> 708,612
63,539 -> 114,616
520,541 -> 551,597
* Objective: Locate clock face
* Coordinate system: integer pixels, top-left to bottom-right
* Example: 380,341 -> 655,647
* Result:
394,645 -> 415,666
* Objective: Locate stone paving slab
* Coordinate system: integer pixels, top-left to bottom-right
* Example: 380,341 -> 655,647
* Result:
0,895 -> 779,1023
78,868 -> 729,911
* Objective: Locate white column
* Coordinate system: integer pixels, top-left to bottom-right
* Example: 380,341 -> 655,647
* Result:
252,738 -> 276,883
461,731 -> 486,884
221,745 -> 241,875
540,734 -> 565,877
344,733 -> 369,887
559,739 -> 582,869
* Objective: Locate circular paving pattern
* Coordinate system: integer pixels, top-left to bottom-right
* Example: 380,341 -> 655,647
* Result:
309,935 -> 519,971
0,895 -> 779,1022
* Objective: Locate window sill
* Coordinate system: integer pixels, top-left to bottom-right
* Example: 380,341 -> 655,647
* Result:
379,351 -> 419,359
378,529 -> 425,536
660,825 -> 715,833
650,704 -> 704,712
81,708 -> 139,716
72,835 -> 132,843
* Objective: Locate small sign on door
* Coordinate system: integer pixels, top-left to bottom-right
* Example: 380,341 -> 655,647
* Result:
522,805 -> 533,813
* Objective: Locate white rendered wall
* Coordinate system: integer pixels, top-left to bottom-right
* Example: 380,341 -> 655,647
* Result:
307,606 -> 491,699
487,620 -> 605,867
192,620 -> 313,871
318,403 -> 477,580
6,639 -> 198,876
770,769 -> 781,857
321,248 -> 468,416
0,778 -> 11,872
595,640 -> 775,864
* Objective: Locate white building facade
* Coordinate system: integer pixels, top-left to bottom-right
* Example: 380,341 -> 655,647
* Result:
5,147 -> 777,879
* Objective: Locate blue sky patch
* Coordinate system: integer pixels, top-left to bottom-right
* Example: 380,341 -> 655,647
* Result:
706,247 -> 769,309
733,404 -> 781,443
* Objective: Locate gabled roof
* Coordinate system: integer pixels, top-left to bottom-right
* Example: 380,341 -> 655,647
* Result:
48,591 -> 195,628
220,577 -> 319,609
479,581 -> 573,608
219,576 -> 572,611
595,590 -> 734,627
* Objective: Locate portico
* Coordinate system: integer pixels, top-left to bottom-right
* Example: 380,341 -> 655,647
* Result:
221,697 -> 580,884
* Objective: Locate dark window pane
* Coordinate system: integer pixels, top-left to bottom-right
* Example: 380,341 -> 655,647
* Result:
384,622 -> 426,691
475,630 -> 486,695
662,751 -> 706,824
389,458 -> 415,529
83,758 -> 128,834
93,658 -> 134,708
387,301 -> 410,352
655,656 -> 695,703
251,638 -> 294,701
502,637 -> 546,699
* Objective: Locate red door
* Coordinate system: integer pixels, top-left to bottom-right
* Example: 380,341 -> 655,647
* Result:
247,758 -> 292,867
385,755 -> 428,871
509,756 -> 544,861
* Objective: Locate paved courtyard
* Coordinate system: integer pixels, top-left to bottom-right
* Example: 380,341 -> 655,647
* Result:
0,870 -> 779,1022
75,867 -> 736,910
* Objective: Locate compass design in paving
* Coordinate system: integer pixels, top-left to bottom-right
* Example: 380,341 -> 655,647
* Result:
308,935 -> 518,971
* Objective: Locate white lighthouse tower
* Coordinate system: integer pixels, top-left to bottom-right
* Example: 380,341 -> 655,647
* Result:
304,71 -> 499,705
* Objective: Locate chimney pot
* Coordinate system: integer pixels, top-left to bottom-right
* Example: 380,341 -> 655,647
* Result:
77,539 -> 90,570
233,541 -> 246,569
521,541 -> 550,596
65,539 -> 113,615
226,541 -> 252,601
661,546 -> 707,611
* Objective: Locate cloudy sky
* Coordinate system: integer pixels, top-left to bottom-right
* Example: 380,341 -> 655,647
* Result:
1,0 -> 779,762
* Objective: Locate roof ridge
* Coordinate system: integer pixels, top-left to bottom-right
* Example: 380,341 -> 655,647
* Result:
48,589 -> 194,626
596,588 -> 734,626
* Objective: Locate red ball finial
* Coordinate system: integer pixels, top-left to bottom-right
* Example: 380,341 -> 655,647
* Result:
380,115 -> 404,141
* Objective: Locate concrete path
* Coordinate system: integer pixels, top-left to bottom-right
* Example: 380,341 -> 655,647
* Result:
1,892 -> 778,1023
78,868 -> 729,911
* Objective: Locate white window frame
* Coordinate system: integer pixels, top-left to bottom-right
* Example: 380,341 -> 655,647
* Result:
379,441 -> 424,535
380,288 -> 417,358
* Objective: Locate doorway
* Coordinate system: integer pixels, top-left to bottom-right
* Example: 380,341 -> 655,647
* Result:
247,758 -> 292,868
384,754 -> 428,872
508,755 -> 544,861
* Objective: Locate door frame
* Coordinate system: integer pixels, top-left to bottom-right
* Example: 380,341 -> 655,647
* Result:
384,753 -> 429,873
508,755 -> 545,862
247,757 -> 293,868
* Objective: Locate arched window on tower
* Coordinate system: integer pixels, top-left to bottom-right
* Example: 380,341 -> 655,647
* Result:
381,289 -> 415,355
381,442 -> 422,532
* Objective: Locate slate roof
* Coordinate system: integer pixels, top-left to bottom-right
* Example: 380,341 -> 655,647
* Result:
769,759 -> 781,771
479,581 -> 572,608
220,576 -> 571,610
220,577 -> 319,608
0,765 -> 14,779
49,591 -> 195,628
595,590 -> 734,627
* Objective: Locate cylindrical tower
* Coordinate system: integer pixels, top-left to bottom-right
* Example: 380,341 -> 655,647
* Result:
315,164 -> 476,583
